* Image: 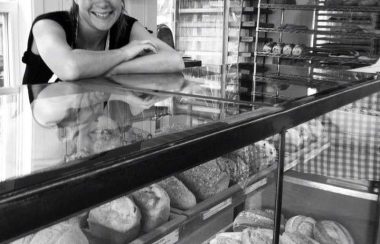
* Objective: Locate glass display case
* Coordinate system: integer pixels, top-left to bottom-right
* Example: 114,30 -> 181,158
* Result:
1,64 -> 380,244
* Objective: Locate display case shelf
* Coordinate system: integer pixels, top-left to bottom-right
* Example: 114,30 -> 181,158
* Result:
260,3 -> 380,12
258,27 -> 380,39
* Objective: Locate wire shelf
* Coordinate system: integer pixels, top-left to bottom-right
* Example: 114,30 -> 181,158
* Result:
258,27 -> 380,39
260,3 -> 380,12
256,52 -> 377,64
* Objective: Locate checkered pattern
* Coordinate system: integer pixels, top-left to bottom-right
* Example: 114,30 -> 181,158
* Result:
295,92 -> 380,181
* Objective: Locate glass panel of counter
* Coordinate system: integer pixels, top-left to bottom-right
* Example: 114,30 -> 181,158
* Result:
0,64 -> 376,193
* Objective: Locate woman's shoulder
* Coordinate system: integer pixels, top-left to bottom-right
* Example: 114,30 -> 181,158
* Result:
121,13 -> 138,25
33,11 -> 71,26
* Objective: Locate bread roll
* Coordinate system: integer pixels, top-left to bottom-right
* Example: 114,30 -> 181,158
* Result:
87,196 -> 141,243
285,215 -> 316,237
292,45 -> 306,56
283,44 -> 295,55
217,156 -> 249,187
177,160 -> 230,201
132,184 -> 170,233
158,176 -> 196,210
263,42 -> 276,53
273,43 -> 285,55
241,228 -> 274,244
281,232 -> 320,244
313,220 -> 354,244
28,223 -> 88,244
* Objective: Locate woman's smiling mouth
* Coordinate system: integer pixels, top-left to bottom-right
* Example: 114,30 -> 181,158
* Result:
92,11 -> 113,19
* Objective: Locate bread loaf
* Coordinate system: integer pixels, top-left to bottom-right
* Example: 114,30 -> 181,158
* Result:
132,184 -> 170,233
281,232 -> 320,244
210,232 -> 243,244
27,223 -> 88,244
273,128 -> 302,153
285,215 -> 316,237
233,209 -> 279,232
313,220 -> 354,244
241,228 -> 274,244
177,160 -> 230,201
217,156 -> 249,187
158,176 -> 196,210
254,141 -> 277,171
87,196 -> 141,243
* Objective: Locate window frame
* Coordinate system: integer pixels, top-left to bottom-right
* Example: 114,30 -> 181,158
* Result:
0,1 -> 19,87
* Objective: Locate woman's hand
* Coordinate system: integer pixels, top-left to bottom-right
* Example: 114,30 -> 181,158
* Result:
122,40 -> 158,61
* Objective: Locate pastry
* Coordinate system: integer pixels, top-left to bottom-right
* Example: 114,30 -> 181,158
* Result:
285,215 -> 316,237
314,220 -> 354,244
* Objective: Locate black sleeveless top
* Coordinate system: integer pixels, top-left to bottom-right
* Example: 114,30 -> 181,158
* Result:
22,11 -> 137,85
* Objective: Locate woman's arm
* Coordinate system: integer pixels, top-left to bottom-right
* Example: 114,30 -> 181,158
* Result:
32,20 -> 157,81
107,22 -> 185,75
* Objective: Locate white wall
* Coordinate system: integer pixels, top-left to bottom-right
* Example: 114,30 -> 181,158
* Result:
125,0 -> 157,34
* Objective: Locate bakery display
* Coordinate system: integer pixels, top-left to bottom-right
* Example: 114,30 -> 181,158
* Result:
177,160 -> 230,201
285,215 -> 316,238
131,184 -> 171,233
87,196 -> 141,243
158,176 -> 197,210
314,220 -> 355,244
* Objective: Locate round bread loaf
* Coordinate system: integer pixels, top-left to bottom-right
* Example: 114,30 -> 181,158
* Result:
254,141 -> 277,171
177,160 -> 230,201
210,232 -> 243,244
241,228 -> 273,244
29,223 -> 88,244
313,220 -> 354,244
285,215 -> 316,237
87,195 -> 141,242
132,184 -> 170,233
283,44 -> 295,55
281,232 -> 320,244
158,176 -> 196,210
217,156 -> 249,187
273,43 -> 285,55
233,209 -> 274,232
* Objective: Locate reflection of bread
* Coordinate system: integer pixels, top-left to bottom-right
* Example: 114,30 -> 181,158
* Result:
292,45 -> 306,56
177,160 -> 230,201
273,43 -> 285,55
158,176 -> 196,210
281,232 -> 320,244
314,220 -> 354,244
285,215 -> 316,238
274,128 -> 302,153
241,228 -> 273,244
263,42 -> 276,53
132,184 -> 170,232
28,223 -> 88,244
87,196 -> 141,242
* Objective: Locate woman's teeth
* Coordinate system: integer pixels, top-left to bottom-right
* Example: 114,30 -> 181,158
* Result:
93,12 -> 110,18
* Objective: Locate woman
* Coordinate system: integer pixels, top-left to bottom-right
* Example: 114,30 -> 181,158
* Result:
22,0 -> 184,84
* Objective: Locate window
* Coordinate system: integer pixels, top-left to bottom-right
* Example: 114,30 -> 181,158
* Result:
0,0 -> 19,87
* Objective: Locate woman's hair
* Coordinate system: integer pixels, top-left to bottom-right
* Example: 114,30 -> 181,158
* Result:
69,0 -> 128,48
